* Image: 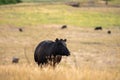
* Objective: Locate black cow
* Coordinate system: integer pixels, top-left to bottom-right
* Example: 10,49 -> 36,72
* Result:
67,2 -> 80,7
107,30 -> 111,34
61,25 -> 67,29
12,57 -> 19,63
19,28 -> 23,32
94,26 -> 102,30
34,38 -> 70,67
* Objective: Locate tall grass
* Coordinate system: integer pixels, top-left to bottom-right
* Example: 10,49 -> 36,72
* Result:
0,64 -> 119,80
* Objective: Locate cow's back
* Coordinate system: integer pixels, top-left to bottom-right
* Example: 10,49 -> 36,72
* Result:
34,40 -> 54,63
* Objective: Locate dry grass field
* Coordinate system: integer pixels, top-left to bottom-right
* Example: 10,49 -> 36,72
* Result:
0,24 -> 120,80
0,3 -> 120,80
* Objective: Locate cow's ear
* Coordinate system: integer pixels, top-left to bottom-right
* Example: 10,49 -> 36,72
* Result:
60,39 -> 63,41
55,38 -> 59,42
64,39 -> 67,42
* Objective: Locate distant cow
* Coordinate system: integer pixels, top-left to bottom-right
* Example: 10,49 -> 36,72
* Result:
34,38 -> 70,67
61,25 -> 67,29
19,28 -> 23,32
12,57 -> 19,63
107,30 -> 111,34
94,26 -> 102,30
67,2 -> 80,7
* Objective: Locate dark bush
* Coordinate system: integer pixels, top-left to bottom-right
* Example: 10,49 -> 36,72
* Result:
0,0 -> 22,5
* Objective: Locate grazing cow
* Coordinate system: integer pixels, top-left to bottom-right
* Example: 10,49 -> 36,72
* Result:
12,57 -> 19,63
61,25 -> 67,29
19,28 -> 23,32
34,38 -> 70,67
94,26 -> 102,30
107,30 -> 111,34
67,2 -> 80,7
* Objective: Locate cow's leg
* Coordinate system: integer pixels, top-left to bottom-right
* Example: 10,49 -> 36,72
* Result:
53,56 -> 56,68
37,62 -> 41,67
48,55 -> 52,66
56,56 -> 62,64
40,64 -> 42,68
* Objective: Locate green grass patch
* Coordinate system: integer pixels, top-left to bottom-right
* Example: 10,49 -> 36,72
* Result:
0,3 -> 120,27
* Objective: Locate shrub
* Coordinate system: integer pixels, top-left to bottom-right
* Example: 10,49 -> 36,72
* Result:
0,0 -> 22,5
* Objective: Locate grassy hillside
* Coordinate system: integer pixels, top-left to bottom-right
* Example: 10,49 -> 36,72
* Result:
21,0 -> 120,3
21,0 -> 120,5
0,3 -> 120,27
0,3 -> 120,80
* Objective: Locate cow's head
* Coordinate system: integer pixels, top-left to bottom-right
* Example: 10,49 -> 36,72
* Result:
54,38 -> 70,56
